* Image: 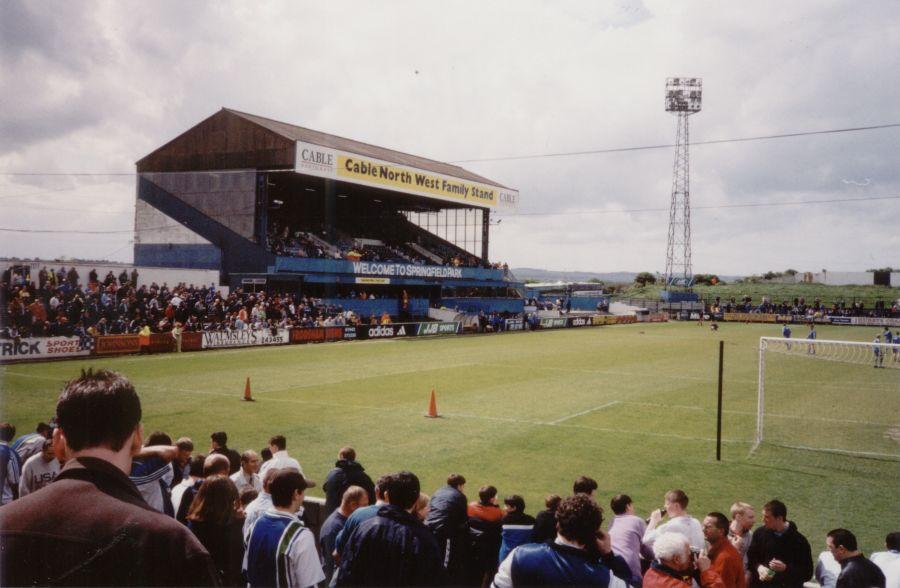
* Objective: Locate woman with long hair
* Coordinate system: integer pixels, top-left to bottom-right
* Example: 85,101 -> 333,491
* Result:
186,475 -> 245,586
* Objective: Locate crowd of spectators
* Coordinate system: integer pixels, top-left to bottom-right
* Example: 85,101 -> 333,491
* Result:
707,296 -> 900,319
1,370 -> 896,587
1,267 -> 368,339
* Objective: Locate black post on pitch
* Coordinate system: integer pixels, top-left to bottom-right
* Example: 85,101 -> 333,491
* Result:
716,340 -> 724,461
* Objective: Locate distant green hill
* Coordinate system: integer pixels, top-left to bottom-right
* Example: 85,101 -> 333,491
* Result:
617,282 -> 900,305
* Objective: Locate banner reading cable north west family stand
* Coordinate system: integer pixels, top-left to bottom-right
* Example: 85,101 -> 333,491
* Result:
295,141 -> 518,210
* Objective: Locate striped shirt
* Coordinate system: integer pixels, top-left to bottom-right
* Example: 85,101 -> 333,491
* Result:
130,457 -> 173,513
244,509 -> 324,588
0,442 -> 22,505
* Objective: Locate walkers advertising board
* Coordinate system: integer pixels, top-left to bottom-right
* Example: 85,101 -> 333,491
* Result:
0,337 -> 92,362
202,329 -> 289,349
295,140 -> 518,211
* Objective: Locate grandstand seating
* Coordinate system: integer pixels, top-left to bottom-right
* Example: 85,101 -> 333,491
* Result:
266,211 -> 483,268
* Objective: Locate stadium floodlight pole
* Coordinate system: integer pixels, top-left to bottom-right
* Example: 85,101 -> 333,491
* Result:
663,77 -> 702,294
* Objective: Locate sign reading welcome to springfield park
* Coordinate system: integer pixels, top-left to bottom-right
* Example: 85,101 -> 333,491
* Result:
295,141 -> 518,210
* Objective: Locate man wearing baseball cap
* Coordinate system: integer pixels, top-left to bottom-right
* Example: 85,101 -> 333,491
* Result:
244,469 -> 324,587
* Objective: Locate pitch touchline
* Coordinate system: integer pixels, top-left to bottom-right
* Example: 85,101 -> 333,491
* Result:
549,401 -> 620,425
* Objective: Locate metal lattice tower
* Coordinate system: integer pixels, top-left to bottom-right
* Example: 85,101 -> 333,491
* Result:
664,77 -> 702,291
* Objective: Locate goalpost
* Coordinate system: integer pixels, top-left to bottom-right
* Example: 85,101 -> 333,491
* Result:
754,336 -> 899,458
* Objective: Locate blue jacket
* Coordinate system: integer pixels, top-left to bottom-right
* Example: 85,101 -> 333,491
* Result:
499,512 -> 536,564
424,485 -> 468,538
508,541 -> 627,586
337,504 -> 441,586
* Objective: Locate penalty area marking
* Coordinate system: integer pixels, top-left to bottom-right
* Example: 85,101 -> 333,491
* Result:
549,401 -> 620,425
620,400 -> 898,427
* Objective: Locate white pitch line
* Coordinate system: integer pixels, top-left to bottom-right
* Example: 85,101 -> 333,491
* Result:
620,400 -> 898,427
1,371 -> 67,382
549,401 -> 620,425
477,362 -> 754,385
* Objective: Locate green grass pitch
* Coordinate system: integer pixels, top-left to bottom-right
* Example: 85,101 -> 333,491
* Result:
1,322 -> 897,552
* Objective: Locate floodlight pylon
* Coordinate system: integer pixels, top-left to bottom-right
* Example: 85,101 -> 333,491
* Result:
663,77 -> 702,292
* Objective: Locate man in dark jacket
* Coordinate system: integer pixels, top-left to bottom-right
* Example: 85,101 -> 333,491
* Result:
747,500 -> 813,587
425,473 -> 470,583
209,431 -> 241,475
0,369 -> 218,586
323,446 -> 376,516
337,470 -> 441,586
826,528 -> 886,588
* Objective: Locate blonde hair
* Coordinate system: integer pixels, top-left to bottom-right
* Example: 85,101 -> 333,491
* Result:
730,501 -> 753,519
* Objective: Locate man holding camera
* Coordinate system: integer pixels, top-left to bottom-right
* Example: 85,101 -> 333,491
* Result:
643,532 -> 724,588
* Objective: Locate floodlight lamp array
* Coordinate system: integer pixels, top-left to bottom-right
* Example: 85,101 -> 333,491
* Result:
665,77 -> 702,113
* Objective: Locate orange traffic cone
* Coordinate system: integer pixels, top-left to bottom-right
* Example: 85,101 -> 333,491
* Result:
425,388 -> 439,418
243,377 -> 255,402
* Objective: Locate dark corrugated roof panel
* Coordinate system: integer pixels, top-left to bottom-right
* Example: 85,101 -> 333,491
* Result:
224,108 -> 509,189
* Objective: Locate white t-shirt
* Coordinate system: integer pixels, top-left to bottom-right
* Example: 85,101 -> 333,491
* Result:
171,477 -> 194,515
871,550 -> 900,588
815,550 -> 841,588
259,451 -> 303,478
643,515 -> 706,551
19,454 -> 60,496
243,492 -> 274,538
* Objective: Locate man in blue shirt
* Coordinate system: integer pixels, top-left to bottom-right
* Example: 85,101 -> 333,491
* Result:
873,335 -> 884,368
782,324 -> 792,350
320,486 -> 369,585
806,324 -> 817,355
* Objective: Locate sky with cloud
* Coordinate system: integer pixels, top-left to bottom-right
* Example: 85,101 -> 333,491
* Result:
1,0 -> 898,275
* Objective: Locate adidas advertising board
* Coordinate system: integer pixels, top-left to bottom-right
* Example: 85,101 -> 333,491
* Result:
568,317 -> 590,327
355,324 -> 407,340
0,336 -> 92,362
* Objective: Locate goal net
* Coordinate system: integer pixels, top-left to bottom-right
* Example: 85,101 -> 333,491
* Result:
755,336 -> 899,459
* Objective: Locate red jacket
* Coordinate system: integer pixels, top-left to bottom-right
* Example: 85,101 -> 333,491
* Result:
709,538 -> 747,588
468,502 -> 503,523
644,561 -> 725,588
